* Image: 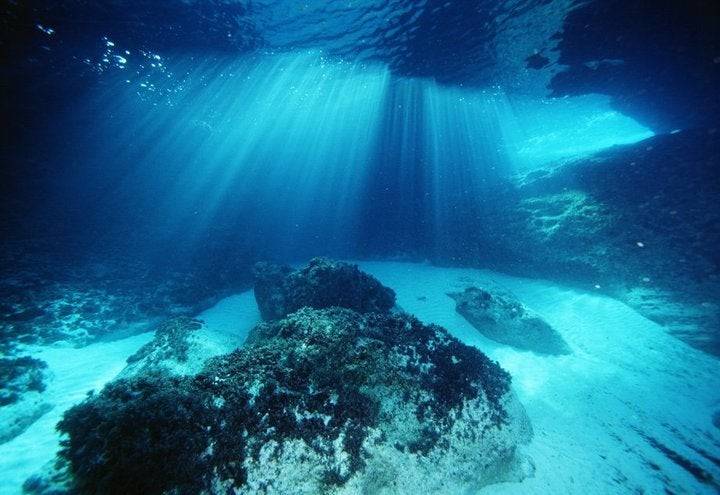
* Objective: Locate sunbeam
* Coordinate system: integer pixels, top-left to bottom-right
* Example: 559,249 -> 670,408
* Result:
58,51 -> 653,259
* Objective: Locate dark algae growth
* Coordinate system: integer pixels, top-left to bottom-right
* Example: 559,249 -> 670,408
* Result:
55,261 -> 530,494
253,258 -> 396,320
58,373 -> 214,494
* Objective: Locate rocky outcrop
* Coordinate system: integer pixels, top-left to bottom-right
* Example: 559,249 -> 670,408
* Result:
0,240 -> 253,354
56,295 -> 531,493
482,128 -> 720,355
448,287 -> 570,355
253,258 -> 396,320
550,1 -> 719,132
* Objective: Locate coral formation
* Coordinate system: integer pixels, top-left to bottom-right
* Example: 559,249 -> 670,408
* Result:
448,287 -> 570,355
253,257 -> 396,320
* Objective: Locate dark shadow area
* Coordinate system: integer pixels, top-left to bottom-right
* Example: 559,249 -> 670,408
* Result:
550,0 -> 720,132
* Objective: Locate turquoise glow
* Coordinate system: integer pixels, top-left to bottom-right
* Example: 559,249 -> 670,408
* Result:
503,94 -> 656,168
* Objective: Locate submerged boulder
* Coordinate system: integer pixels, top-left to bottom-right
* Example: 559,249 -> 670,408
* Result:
57,307 -> 532,494
253,257 -> 396,320
448,287 -> 570,355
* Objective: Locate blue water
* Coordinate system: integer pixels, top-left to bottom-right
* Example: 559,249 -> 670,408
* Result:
1,1 -> 718,494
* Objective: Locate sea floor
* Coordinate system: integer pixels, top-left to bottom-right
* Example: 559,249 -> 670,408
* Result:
358,262 -> 720,494
1,261 -> 718,494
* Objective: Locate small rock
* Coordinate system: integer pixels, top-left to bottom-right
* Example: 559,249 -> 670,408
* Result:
448,287 -> 570,355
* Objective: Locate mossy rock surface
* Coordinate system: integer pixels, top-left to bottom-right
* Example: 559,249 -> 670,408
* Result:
125,316 -> 204,367
58,307 -> 531,494
253,258 -> 396,320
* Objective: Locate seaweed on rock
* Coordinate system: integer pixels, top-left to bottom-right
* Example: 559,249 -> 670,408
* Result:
57,372 -> 216,495
126,316 -> 203,365
57,306 -> 531,494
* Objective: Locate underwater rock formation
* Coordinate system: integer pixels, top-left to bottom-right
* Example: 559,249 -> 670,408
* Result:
0,356 -> 52,444
0,241 -> 253,353
482,128 -> 720,355
56,305 -> 532,494
122,316 -> 204,377
448,287 -> 570,355
253,257 -> 396,320
550,0 -> 720,132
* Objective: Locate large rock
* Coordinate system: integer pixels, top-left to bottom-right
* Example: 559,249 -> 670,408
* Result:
253,258 -> 396,320
56,307 -> 532,494
448,287 -> 570,355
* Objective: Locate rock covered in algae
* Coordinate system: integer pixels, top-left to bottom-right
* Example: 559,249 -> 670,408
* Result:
448,286 -> 570,355
122,316 -> 205,377
56,307 -> 532,494
253,257 -> 396,320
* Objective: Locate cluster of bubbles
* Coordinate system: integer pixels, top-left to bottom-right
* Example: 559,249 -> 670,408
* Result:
86,39 -> 218,108
89,37 -> 130,72
33,22 -> 191,106
89,36 -> 173,97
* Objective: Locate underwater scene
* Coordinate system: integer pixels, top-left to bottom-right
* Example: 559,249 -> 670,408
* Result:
1,1 -> 719,493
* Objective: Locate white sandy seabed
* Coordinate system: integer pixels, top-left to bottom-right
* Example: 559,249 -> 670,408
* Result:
1,261 -> 719,494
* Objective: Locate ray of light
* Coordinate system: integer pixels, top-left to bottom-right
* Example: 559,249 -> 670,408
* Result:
74,51 -> 391,257
61,50 -> 654,259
